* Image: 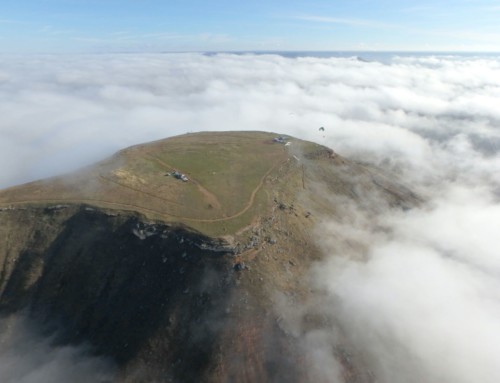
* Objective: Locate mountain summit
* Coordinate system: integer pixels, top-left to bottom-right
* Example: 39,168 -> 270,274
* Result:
0,131 -> 419,382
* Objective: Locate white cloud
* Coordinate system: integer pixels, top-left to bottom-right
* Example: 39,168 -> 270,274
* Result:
0,53 -> 498,188
1,52 -> 500,381
315,185 -> 500,383
0,315 -> 115,383
293,15 -> 396,29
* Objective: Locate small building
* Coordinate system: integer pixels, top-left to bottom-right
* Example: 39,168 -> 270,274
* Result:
273,136 -> 289,144
171,171 -> 189,182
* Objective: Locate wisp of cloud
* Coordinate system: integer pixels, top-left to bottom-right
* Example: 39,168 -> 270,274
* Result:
0,314 -> 115,383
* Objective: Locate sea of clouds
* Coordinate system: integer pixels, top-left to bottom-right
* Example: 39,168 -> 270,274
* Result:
1,52 -> 500,382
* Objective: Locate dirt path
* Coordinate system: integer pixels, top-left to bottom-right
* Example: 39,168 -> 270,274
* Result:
147,155 -> 223,211
213,159 -> 283,222
98,175 -> 185,208
0,158 -> 287,224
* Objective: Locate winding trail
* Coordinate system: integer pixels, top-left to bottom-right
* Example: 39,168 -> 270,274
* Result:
98,175 -> 185,208
0,157 -> 288,224
146,155 -> 223,211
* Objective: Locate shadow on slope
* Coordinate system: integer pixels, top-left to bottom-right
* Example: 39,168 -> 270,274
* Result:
0,207 -> 234,381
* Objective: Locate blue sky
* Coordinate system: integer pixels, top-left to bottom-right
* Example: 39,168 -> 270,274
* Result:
1,0 -> 500,53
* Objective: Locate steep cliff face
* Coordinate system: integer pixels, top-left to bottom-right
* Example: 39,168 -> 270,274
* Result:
0,206 -> 316,383
0,208 -> 272,381
0,132 -> 420,382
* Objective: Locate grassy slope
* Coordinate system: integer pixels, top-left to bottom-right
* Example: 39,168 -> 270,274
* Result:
0,131 -> 291,237
0,130 -> 420,238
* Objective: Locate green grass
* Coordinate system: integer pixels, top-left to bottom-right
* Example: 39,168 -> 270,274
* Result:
0,131 -> 291,237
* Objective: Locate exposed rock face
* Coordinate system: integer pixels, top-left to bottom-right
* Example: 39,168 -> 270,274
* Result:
0,132 -> 420,382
